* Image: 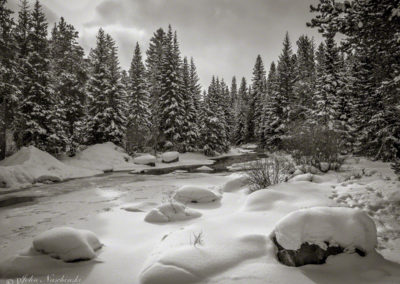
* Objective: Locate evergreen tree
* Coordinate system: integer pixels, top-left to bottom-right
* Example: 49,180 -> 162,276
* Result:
14,0 -> 61,153
159,25 -> 184,150
250,55 -> 267,142
0,0 -> 17,159
234,77 -> 248,145
126,42 -> 151,152
49,17 -> 87,155
180,56 -> 199,152
189,57 -> 202,127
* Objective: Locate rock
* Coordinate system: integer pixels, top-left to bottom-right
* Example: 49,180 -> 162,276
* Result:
296,165 -> 306,173
319,162 -> 330,173
35,175 -> 62,183
292,169 -> 304,176
272,236 -> 346,267
173,186 -> 221,204
161,151 -> 179,163
144,202 -> 201,223
33,227 -> 102,262
309,166 -> 319,174
290,173 -> 313,182
134,154 -> 156,167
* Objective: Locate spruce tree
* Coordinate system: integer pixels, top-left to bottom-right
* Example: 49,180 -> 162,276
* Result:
234,77 -> 248,145
159,25 -> 184,150
126,42 -> 151,153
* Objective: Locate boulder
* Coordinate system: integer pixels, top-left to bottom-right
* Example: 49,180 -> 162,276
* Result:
173,186 -> 221,203
319,162 -> 330,173
133,154 -> 156,167
161,151 -> 179,163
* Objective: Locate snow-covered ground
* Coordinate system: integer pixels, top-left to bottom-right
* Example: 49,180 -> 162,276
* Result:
0,156 -> 399,283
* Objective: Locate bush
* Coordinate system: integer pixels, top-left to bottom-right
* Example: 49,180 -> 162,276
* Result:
283,125 -> 344,172
245,155 -> 294,192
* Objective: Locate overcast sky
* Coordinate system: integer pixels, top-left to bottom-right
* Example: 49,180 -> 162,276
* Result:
7,0 -> 321,88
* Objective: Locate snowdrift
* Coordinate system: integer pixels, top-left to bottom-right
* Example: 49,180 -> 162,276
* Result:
144,202 -> 202,223
0,146 -> 100,189
62,142 -> 135,172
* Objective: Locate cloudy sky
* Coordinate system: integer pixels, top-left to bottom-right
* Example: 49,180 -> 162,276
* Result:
7,0 -> 321,88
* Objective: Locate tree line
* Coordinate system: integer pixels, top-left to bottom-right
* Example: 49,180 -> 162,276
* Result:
0,0 -> 399,162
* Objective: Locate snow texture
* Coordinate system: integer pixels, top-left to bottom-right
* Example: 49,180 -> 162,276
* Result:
33,227 -> 102,262
220,173 -> 249,192
272,207 -> 377,252
195,165 -> 213,172
0,146 -> 100,190
144,202 -> 202,223
173,186 -> 221,204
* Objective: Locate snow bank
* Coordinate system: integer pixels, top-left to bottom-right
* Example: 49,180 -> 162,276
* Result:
133,154 -> 156,166
272,207 -> 377,253
173,186 -> 221,204
62,142 -> 134,172
220,173 -> 249,192
162,151 -> 179,163
144,202 -> 201,223
140,227 -> 267,284
33,227 -> 102,262
0,146 -> 100,189
290,173 -> 314,182
122,201 -> 159,212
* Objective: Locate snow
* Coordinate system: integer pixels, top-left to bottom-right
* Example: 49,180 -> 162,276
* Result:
62,142 -> 135,171
33,227 -> 102,262
133,154 -> 157,166
290,173 -> 314,182
272,206 -> 377,252
121,201 -> 159,212
219,173 -> 249,192
195,165 -> 213,172
161,151 -> 179,163
0,146 -> 100,190
173,186 -> 221,203
144,202 -> 202,223
1,155 -> 400,283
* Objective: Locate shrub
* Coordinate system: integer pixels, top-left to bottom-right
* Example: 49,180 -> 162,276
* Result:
245,155 -> 294,192
283,125 -> 344,172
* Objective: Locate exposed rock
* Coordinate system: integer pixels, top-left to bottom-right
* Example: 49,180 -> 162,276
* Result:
319,162 -> 330,173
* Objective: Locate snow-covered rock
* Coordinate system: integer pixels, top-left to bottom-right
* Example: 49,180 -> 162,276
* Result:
173,186 -> 221,204
62,142 -> 134,172
144,202 -> 201,223
195,165 -> 213,172
271,207 -> 377,253
320,162 -> 330,172
134,154 -> 156,167
0,146 -> 100,190
122,201 -> 159,212
292,169 -> 304,176
33,227 -> 102,262
290,173 -> 313,182
220,173 -> 249,192
162,151 -> 179,163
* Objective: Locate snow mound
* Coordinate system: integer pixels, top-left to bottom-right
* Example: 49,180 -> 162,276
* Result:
173,186 -> 221,204
33,227 -> 102,262
290,173 -> 314,182
272,207 -> 377,253
122,201 -> 159,212
140,227 -> 267,284
144,202 -> 202,223
220,173 -> 249,192
162,151 -> 179,163
62,142 -> 133,172
195,165 -> 213,172
0,146 -> 100,189
134,154 -> 156,166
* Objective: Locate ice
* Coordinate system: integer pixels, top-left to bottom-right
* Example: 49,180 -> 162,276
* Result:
173,185 -> 221,204
272,206 -> 377,252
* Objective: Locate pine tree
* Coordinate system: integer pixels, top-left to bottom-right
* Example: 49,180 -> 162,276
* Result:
180,56 -> 199,152
145,28 -> 165,153
86,30 -> 126,145
14,0 -> 61,153
0,0 -> 18,159
49,17 -> 87,156
234,77 -> 248,145
250,55 -> 267,142
126,42 -> 151,153
159,25 -> 184,150
189,57 -> 202,128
